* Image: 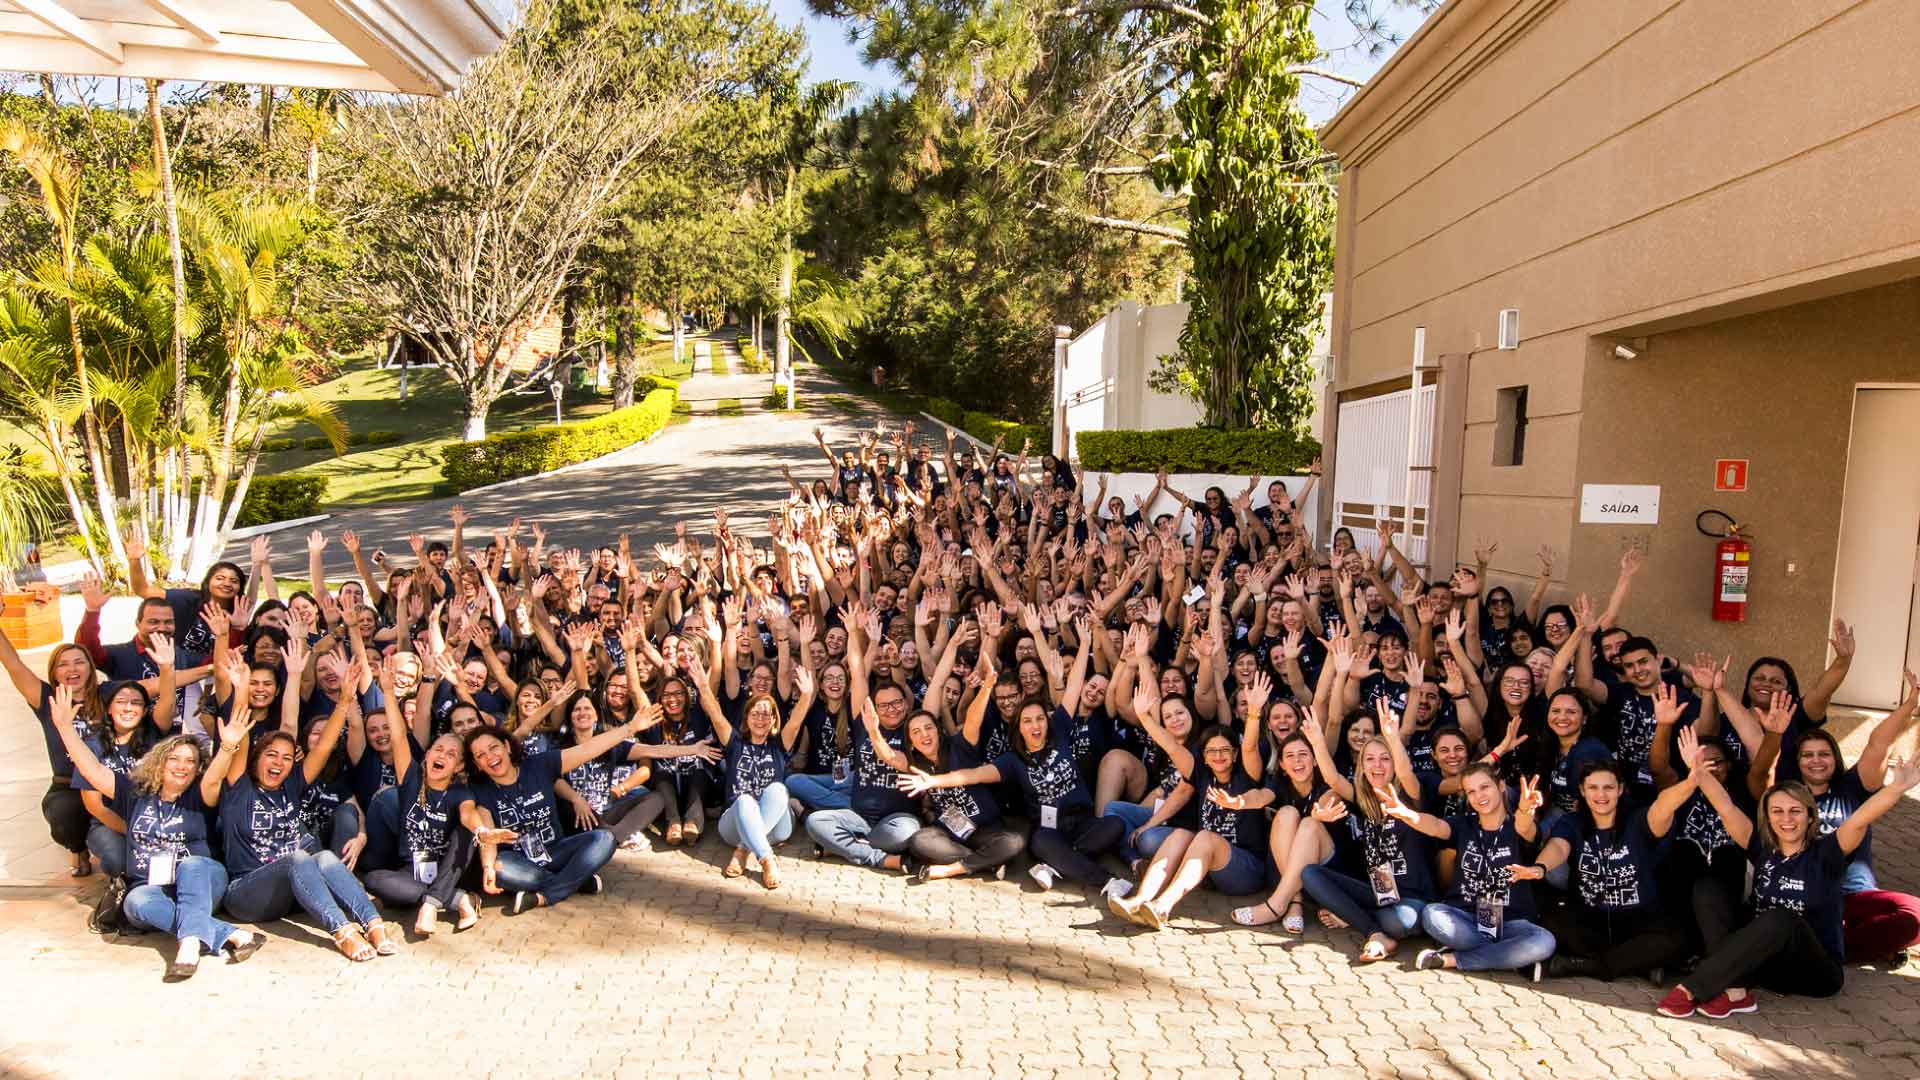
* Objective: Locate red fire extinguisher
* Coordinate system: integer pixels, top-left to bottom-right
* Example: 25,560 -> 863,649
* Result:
1698,511 -> 1749,622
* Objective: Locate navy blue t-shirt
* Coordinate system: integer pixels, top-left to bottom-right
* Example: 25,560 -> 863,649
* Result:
1749,832 -> 1848,965
924,734 -> 1000,838
1812,766 -> 1873,871
1442,814 -> 1541,920
991,718 -> 1092,823
220,771 -> 314,875
564,739 -> 637,814
397,762 -> 470,861
33,679 -> 98,780
73,733 -> 141,793
1193,766 -> 1267,852
163,588 -> 220,657
1338,807 -> 1438,902
298,767 -> 354,840
1550,809 -> 1665,914
850,721 -> 914,822
1599,680 -> 1698,791
99,641 -> 206,721
109,781 -> 213,885
645,708 -> 719,780
1545,737 -> 1614,815
470,749 -> 566,865
725,736 -> 790,802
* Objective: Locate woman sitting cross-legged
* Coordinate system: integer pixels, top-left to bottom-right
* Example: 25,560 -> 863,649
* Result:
1374,765 -> 1557,977
1300,704 -> 1438,963
361,662 -> 483,936
1654,731 -> 1920,1018
1108,672 -> 1277,929
899,645 -> 1025,883
463,704 -> 663,914
217,644 -> 396,962
703,662 -> 814,889
49,685 -> 264,981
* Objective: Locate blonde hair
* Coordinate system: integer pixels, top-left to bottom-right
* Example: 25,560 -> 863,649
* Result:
130,735 -> 207,795
1757,782 -> 1818,854
1353,736 -> 1399,825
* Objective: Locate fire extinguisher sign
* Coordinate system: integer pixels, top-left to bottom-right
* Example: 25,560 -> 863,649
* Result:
1714,459 -> 1748,492
1718,556 -> 1749,602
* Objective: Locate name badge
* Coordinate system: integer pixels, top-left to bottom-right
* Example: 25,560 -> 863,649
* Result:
149,850 -> 177,887
521,834 -> 549,864
1040,805 -> 1059,830
412,851 -> 438,885
940,805 -> 976,840
831,758 -> 851,784
1475,896 -> 1504,940
1370,862 -> 1400,906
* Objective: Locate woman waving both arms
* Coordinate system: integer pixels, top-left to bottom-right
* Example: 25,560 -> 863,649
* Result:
900,658 -> 1026,882
703,660 -> 813,889
218,646 -> 394,963
1656,720 -> 1920,1017
0,607 -> 110,876
49,684 -> 263,981
1108,670 -> 1276,929
1375,767 -> 1557,977
463,702 -> 662,914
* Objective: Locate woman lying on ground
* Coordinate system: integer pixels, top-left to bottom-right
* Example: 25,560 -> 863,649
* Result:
1656,729 -> 1920,1017
51,685 -> 263,980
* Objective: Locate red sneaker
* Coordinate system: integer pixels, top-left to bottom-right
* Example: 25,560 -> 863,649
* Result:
1697,991 -> 1758,1019
1655,987 -> 1696,1018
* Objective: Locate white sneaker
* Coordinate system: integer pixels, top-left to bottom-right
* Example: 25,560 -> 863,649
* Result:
1027,863 -> 1059,891
1100,878 -> 1132,901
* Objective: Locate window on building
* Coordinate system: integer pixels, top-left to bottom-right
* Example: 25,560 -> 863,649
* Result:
1494,386 -> 1528,466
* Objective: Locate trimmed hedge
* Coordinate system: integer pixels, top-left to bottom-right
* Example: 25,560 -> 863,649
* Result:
963,412 -> 1048,453
262,437 -> 297,453
300,434 -> 332,451
236,473 -> 328,527
439,385 -> 678,493
924,396 -> 965,427
1076,427 -> 1321,475
347,429 -> 402,448
737,343 -> 769,374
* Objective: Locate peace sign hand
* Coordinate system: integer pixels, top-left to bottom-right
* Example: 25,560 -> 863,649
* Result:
1516,774 -> 1543,816
1373,784 -> 1415,825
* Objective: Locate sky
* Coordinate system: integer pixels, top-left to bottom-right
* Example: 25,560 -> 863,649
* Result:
769,0 -> 1437,123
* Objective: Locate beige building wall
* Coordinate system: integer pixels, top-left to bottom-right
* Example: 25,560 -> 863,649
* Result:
1321,0 -> 1920,629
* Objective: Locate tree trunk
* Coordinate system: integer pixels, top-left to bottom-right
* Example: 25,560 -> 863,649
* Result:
42,418 -> 102,574
305,138 -> 320,203
463,412 -> 488,441
775,164 -> 795,374
671,291 -> 685,368
612,285 -> 636,409
217,425 -> 271,537
66,301 -> 127,569
145,79 -> 188,428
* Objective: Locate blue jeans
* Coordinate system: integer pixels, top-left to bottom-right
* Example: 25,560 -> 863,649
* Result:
718,783 -> 793,862
1422,902 -> 1557,971
1209,845 -> 1268,895
805,809 -> 918,868
362,787 -> 402,872
494,829 -> 614,904
328,801 -> 363,858
125,855 -> 236,952
787,772 -> 852,811
1301,863 -> 1428,939
1842,860 -> 1878,895
1103,800 -> 1175,862
87,821 -> 127,879
225,849 -> 380,934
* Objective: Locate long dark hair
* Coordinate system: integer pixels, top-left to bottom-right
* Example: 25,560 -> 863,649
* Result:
1740,657 -> 1803,710
904,710 -> 948,774
199,560 -> 247,609
100,680 -> 163,762
1184,723 -> 1243,786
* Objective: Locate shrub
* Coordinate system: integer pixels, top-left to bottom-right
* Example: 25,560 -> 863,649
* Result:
716,398 -> 744,417
962,412 -> 1048,453
924,396 -> 965,427
440,385 -> 678,493
236,474 -> 328,527
300,434 -> 333,451
261,437 -> 297,453
762,386 -> 792,410
738,344 -> 769,374
347,429 -> 402,448
1076,427 -> 1321,475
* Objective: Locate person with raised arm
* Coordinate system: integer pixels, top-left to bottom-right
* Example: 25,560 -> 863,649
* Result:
900,660 -> 1027,882
1374,766 -> 1556,977
0,606 -> 110,876
463,703 -> 662,914
362,659 -> 483,936
217,654 -> 394,963
76,636 -> 178,890
1655,731 -> 1920,1017
48,684 -> 263,980
707,663 -> 813,889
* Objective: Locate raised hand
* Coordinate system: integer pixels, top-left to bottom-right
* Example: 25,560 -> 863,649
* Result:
1676,724 -> 1704,773
1517,774 -> 1544,816
1246,670 -> 1274,717
79,571 -> 108,612
307,529 -> 327,555
1473,539 -> 1499,566
1376,699 -> 1401,742
148,632 -> 176,668
1444,607 -> 1467,643
1536,545 -> 1557,576
123,531 -> 147,564
49,683 -> 79,731
1830,618 -> 1856,660
202,604 -> 231,640
250,535 -> 271,566
1886,756 -> 1920,793
1651,682 -> 1684,728
1760,692 -> 1796,736
341,529 -> 361,554
216,709 -> 250,750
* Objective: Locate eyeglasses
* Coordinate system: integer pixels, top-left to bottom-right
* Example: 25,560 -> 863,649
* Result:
1202,746 -> 1236,757
877,698 -> 908,711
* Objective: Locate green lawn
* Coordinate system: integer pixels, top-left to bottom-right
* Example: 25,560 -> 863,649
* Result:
264,347 -> 693,507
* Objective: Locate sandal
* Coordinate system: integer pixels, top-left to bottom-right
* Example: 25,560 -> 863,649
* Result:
1281,899 -> 1305,935
365,920 -> 399,957
723,847 -> 747,878
762,858 -> 781,891
682,821 -> 703,844
415,904 -> 440,937
332,925 -> 376,963
1354,936 -> 1394,965
1137,902 -> 1166,931
664,823 -> 684,847
1229,899 -> 1284,927
224,931 -> 265,964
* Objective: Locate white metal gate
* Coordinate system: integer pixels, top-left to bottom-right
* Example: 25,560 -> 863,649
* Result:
1332,384 -> 1436,574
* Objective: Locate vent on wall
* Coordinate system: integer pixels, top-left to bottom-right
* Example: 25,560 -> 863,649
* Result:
1498,309 -> 1520,349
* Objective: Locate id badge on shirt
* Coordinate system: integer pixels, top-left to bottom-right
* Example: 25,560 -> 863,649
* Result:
148,850 -> 177,887
1040,805 -> 1059,830
831,757 -> 850,784
412,851 -> 438,885
940,805 -> 976,840
1475,896 -> 1505,940
1370,862 -> 1400,906
521,834 -> 549,864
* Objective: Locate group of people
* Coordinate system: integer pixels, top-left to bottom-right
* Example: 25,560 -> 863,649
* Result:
9,418 -> 1918,1018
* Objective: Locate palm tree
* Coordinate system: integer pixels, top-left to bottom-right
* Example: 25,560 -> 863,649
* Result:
0,120 -> 128,569
0,445 -> 56,582
0,292 -> 100,572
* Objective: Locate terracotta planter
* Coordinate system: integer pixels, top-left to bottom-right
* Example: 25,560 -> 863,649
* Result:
0,591 -> 62,650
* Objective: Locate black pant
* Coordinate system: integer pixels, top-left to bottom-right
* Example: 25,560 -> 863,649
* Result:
1539,904 -> 1689,981
908,824 -> 1025,876
42,780 -> 88,855
1660,840 -> 1746,953
364,828 -> 476,910
1687,907 -> 1844,1001
1028,813 -> 1123,888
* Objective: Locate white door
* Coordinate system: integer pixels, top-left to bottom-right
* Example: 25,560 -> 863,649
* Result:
1831,387 -> 1920,708
1333,384 -> 1436,572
